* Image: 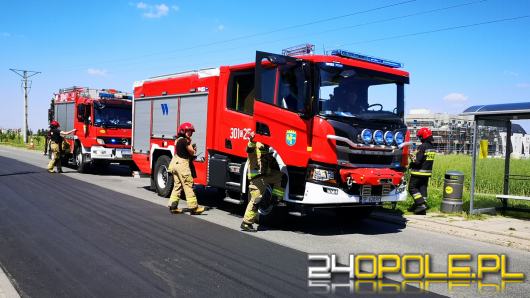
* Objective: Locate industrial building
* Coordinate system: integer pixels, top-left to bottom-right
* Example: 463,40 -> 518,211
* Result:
405,109 -> 529,158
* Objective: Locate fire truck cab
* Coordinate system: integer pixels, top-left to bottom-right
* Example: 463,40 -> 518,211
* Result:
132,46 -> 410,216
50,87 -> 133,173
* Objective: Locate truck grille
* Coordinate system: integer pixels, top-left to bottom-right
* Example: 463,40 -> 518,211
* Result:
344,184 -> 396,196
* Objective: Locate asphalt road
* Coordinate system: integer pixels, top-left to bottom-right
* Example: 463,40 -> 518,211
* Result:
1,146 -> 529,297
0,155 -> 314,297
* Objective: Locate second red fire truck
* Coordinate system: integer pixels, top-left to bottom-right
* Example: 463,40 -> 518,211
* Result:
132,46 -> 410,217
50,87 -> 134,173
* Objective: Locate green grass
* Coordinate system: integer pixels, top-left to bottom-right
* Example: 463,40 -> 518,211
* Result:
388,154 -> 530,217
0,135 -> 46,152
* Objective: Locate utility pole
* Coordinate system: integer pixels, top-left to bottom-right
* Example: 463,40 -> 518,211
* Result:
9,68 -> 41,143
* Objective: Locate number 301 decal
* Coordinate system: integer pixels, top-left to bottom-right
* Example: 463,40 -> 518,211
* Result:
230,128 -> 251,140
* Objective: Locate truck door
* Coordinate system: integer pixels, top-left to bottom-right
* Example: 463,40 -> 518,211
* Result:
253,51 -> 311,167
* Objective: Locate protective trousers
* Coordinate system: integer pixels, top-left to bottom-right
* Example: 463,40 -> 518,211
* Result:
408,175 -> 429,205
167,157 -> 198,209
243,170 -> 284,225
47,142 -> 62,172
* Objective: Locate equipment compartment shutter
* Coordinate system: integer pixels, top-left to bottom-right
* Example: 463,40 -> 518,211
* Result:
64,102 -> 75,132
133,99 -> 151,153
152,97 -> 178,139
179,94 -> 208,160
55,103 -> 67,132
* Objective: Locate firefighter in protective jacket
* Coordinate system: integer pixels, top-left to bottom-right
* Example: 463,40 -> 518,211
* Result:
241,131 -> 285,232
408,127 -> 435,214
47,120 -> 76,173
167,122 -> 205,215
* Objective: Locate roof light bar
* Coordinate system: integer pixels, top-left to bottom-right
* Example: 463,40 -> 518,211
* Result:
330,49 -> 403,68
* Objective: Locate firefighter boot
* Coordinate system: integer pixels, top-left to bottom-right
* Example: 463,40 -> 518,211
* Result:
408,193 -> 423,212
189,206 -> 205,215
240,222 -> 257,233
412,198 -> 427,215
169,202 -> 183,214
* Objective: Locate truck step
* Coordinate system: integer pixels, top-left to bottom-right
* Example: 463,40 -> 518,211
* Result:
288,211 -> 305,217
223,197 -> 245,205
225,181 -> 241,191
227,163 -> 241,174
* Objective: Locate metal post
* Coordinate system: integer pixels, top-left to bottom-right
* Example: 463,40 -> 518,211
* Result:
469,120 -> 478,214
23,71 -> 28,143
503,121 -> 512,195
9,68 -> 41,144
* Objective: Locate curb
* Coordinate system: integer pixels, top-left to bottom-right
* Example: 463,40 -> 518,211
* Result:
371,211 -> 530,252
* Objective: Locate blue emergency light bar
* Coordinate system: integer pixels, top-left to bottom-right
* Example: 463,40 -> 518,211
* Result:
98,92 -> 131,100
330,50 -> 403,68
99,92 -> 114,99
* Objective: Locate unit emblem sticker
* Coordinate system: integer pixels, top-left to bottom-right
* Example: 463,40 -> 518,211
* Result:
161,103 -> 169,115
286,130 -> 297,146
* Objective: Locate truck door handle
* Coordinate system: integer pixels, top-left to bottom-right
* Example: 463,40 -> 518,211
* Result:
225,139 -> 232,149
256,122 -> 270,136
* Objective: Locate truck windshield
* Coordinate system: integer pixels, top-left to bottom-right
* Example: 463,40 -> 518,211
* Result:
318,63 -> 405,119
94,105 -> 132,128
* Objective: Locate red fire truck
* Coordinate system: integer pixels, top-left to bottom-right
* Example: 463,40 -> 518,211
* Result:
132,46 -> 410,216
50,87 -> 133,173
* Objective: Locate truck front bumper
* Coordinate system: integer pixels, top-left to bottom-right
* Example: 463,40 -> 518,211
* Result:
90,146 -> 132,160
286,181 -> 407,205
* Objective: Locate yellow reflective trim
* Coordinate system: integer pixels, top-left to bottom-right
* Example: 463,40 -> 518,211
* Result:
272,188 -> 284,196
410,171 -> 432,176
248,142 -> 256,148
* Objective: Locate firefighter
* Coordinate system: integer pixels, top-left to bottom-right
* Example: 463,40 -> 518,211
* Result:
47,120 -> 76,173
407,127 -> 436,215
241,131 -> 285,232
167,122 -> 205,215
43,126 -> 51,157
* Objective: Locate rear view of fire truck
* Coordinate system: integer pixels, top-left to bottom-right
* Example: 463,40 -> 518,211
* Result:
50,87 -> 133,173
132,45 -> 410,220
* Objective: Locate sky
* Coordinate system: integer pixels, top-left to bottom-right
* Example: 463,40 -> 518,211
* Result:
1,0 -> 529,131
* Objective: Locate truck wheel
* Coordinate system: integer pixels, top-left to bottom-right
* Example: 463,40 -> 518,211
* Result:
76,147 -> 88,173
259,206 -> 288,227
154,155 -> 173,197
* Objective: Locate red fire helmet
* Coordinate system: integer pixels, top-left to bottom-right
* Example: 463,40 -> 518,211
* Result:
178,122 -> 195,134
50,120 -> 60,128
416,127 -> 432,140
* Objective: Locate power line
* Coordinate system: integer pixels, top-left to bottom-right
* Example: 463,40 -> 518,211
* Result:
9,69 -> 42,143
55,0 -> 488,73
338,15 -> 530,46
60,0 -> 416,71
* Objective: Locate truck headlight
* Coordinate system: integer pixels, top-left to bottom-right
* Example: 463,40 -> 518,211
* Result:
96,138 -> 105,145
384,131 -> 394,145
373,130 -> 384,145
361,129 -> 372,144
394,131 -> 404,145
308,166 -> 337,185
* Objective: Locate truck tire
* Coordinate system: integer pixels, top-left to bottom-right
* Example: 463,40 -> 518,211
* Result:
75,146 -> 89,173
154,155 -> 173,197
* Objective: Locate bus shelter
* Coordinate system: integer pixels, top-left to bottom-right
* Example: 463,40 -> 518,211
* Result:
461,102 -> 530,214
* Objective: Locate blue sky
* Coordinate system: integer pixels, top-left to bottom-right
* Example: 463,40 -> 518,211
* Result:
1,0 -> 529,131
